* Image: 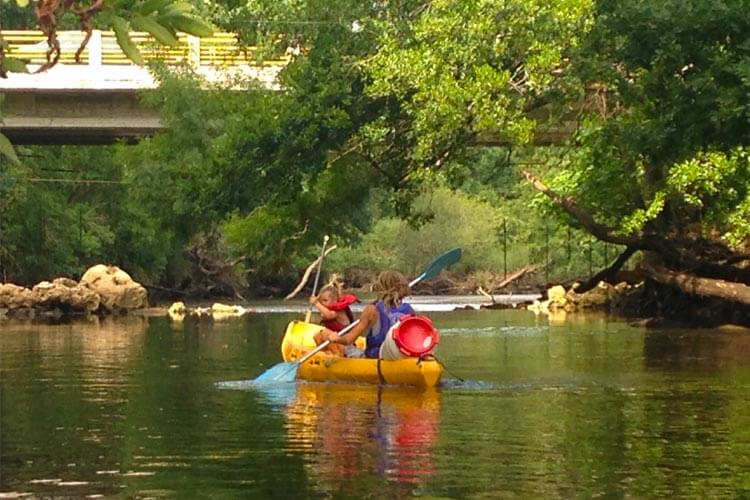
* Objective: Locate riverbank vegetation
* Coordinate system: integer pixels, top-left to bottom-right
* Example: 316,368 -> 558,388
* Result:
2,0 -> 749,325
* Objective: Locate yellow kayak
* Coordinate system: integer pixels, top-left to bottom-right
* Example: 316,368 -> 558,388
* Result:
280,320 -> 443,387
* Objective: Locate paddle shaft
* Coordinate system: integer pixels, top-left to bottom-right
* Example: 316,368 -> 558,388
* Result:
304,235 -> 329,323
294,251 -> 459,366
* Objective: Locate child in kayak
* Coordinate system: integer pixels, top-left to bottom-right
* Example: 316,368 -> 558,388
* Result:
315,271 -> 422,359
311,284 -> 358,355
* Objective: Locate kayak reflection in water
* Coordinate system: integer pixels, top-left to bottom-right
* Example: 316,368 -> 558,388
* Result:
284,383 -> 441,491
314,271 -> 438,360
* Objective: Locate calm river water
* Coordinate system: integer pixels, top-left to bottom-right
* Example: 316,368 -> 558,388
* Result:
1,299 -> 750,498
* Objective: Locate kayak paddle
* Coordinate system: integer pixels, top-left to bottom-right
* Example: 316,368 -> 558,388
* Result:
304,235 -> 329,323
252,247 -> 462,384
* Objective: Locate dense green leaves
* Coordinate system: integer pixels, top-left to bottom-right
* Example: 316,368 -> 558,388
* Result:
562,0 -> 750,251
0,146 -> 168,282
365,0 -> 593,171
2,0 -> 748,290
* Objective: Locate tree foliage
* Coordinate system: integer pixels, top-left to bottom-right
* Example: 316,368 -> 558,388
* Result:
362,0 -> 593,181
0,146 -> 171,283
2,0 -> 749,307
556,0 -> 750,256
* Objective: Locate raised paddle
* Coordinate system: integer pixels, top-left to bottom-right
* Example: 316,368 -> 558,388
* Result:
252,247 -> 462,384
304,235 -> 330,323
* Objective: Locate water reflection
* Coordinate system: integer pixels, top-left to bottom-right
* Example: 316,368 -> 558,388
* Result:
643,328 -> 750,371
283,383 -> 440,492
4,310 -> 750,498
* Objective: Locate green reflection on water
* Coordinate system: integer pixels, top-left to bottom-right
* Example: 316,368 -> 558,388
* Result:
1,309 -> 750,497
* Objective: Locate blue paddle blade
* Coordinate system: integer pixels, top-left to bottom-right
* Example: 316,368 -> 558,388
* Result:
252,362 -> 298,384
411,247 -> 462,285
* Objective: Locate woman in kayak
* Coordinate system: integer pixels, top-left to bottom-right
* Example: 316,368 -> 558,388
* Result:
315,270 -> 416,359
311,284 -> 358,355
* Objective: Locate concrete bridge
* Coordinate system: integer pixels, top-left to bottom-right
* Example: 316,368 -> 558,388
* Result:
0,30 -> 287,144
1,30 -> 578,146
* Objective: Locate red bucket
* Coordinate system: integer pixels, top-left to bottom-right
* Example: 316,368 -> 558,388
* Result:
392,316 -> 440,357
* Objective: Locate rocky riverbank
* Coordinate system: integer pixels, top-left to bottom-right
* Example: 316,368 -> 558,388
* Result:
0,265 -> 148,320
523,280 -> 750,329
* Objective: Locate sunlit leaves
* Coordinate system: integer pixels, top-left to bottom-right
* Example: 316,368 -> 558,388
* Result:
365,0 -> 594,172
616,148 -> 750,247
112,16 -> 144,64
139,0 -> 172,16
565,0 -> 750,250
131,14 -> 180,46
107,2 -> 213,64
166,14 -> 213,37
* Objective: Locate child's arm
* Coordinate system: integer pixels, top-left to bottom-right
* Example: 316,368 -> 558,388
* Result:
310,296 -> 338,320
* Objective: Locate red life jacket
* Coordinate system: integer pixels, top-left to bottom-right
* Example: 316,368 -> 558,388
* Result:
321,294 -> 357,332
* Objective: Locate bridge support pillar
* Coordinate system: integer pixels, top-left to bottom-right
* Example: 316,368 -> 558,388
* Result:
89,30 -> 102,67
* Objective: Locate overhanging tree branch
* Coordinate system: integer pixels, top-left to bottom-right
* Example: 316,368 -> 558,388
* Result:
575,246 -> 637,294
520,170 -> 750,284
520,170 -> 645,246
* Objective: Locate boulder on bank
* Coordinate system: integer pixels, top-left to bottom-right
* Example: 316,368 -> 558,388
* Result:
0,283 -> 34,309
31,278 -> 100,313
80,265 -> 148,312
529,281 -> 638,314
1,266 -> 148,318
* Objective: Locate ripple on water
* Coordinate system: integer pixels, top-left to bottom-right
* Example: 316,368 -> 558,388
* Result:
215,379 -> 298,408
440,325 -> 547,337
440,378 -> 497,391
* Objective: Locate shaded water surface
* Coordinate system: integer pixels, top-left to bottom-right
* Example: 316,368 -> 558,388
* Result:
2,305 -> 750,497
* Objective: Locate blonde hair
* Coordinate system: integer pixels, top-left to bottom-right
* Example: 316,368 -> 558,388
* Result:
318,284 -> 339,300
374,270 -> 411,308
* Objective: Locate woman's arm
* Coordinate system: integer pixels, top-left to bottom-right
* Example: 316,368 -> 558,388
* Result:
326,304 -> 377,346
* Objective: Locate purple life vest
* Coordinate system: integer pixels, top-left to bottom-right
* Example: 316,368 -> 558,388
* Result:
365,301 -> 415,358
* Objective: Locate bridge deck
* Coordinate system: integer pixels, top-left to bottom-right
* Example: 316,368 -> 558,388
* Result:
1,30 -> 287,144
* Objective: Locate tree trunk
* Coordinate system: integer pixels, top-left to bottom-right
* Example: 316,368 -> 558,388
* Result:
641,259 -> 750,306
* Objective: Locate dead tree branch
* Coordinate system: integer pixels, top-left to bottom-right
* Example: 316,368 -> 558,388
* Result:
494,265 -> 539,291
575,247 -> 637,294
284,245 -> 338,300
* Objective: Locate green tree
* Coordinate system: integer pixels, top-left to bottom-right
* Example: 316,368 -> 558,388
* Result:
535,0 -> 750,305
334,0 -> 750,309
0,145 -> 171,283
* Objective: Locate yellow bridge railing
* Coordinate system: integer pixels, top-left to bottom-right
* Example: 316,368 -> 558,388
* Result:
1,30 -> 289,68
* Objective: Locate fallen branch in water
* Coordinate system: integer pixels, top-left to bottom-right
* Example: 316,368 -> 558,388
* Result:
477,286 -> 495,304
284,246 -> 338,300
494,265 -> 539,291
